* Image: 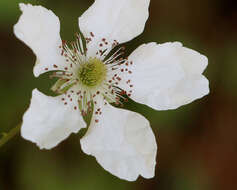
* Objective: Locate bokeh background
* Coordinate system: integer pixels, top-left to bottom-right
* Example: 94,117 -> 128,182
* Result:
0,0 -> 237,189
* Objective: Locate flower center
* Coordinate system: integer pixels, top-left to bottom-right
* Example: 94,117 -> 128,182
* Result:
78,58 -> 107,87
48,33 -> 134,122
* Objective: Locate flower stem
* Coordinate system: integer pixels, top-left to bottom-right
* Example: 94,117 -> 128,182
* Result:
0,123 -> 21,148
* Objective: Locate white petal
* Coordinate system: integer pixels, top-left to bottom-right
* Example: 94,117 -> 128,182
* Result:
21,89 -> 86,149
80,104 -> 157,181
79,0 -> 150,57
120,42 -> 209,110
14,3 -> 66,77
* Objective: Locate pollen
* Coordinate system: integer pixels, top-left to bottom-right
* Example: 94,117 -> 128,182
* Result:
77,58 -> 107,87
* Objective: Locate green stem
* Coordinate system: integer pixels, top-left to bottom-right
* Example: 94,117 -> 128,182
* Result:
0,123 -> 21,148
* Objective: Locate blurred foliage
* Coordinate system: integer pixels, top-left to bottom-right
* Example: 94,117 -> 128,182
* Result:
0,0 -> 237,190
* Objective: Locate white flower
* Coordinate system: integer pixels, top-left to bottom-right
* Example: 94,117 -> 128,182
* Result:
14,1 -> 209,181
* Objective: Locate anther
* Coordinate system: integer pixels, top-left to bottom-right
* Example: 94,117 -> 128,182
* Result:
116,77 -> 121,81
90,32 -> 95,37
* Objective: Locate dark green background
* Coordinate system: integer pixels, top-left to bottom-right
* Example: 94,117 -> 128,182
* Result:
0,0 -> 237,189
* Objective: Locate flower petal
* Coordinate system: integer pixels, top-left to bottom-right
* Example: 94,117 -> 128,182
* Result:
79,0 -> 150,57
120,42 -> 209,110
14,3 -> 66,77
80,103 -> 157,181
21,89 -> 86,149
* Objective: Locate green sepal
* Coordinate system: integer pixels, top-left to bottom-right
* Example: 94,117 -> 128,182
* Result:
51,79 -> 75,94
77,101 -> 94,138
